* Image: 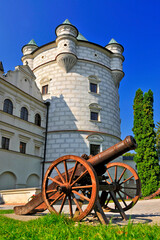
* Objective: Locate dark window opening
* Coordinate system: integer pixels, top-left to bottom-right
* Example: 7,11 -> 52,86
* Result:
2,137 -> 10,150
42,85 -> 48,95
20,107 -> 28,121
90,144 -> 100,156
90,83 -> 97,93
3,99 -> 13,115
20,142 -> 26,154
35,114 -> 41,126
91,111 -> 98,121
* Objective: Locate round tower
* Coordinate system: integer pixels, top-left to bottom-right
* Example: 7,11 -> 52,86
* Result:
21,39 -> 38,69
55,19 -> 78,72
28,20 -> 125,163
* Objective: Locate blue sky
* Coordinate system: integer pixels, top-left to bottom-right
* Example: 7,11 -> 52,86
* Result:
1,0 -> 160,139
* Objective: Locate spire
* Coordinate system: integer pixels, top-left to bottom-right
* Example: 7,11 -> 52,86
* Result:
63,19 -> 72,25
77,32 -> 88,41
108,38 -> 118,44
27,39 -> 38,46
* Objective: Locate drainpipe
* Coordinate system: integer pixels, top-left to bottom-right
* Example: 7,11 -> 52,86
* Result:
41,101 -> 50,190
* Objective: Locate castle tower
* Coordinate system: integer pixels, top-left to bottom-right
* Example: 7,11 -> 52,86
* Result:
22,20 -> 125,165
21,39 -> 38,69
105,38 -> 124,87
55,19 -> 78,72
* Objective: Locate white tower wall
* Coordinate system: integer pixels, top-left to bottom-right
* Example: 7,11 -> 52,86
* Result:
22,21 -> 124,163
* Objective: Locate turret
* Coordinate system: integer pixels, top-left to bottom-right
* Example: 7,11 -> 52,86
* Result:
55,19 -> 78,72
21,39 -> 38,69
105,38 -> 124,87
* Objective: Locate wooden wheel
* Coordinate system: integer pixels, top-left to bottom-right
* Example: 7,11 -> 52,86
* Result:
42,155 -> 98,221
102,162 -> 141,212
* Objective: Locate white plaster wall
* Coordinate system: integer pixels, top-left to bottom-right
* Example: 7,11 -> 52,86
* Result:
0,77 -> 46,190
0,150 -> 42,189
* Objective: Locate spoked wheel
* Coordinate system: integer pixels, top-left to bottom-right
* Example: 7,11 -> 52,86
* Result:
42,155 -> 98,221
102,162 -> 141,212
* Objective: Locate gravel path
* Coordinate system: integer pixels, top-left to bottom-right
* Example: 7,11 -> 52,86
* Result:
1,199 -> 160,225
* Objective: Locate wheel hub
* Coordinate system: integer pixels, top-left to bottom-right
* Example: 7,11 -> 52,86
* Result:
57,184 -> 72,195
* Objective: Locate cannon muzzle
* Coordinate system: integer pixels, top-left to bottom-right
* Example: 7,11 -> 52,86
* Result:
88,135 -> 137,167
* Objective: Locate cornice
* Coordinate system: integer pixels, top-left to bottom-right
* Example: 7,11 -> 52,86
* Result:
0,118 -> 45,139
33,58 -> 112,72
0,148 -> 43,159
25,39 -> 122,61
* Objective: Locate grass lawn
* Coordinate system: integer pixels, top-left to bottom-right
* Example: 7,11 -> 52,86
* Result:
0,210 -> 160,240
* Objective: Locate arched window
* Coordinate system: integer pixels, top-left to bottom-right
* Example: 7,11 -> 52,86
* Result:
3,99 -> 13,115
35,113 -> 41,126
20,107 -> 28,121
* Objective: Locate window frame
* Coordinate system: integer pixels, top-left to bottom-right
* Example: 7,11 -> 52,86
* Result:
89,103 -> 102,122
90,111 -> 99,121
20,141 -> 26,154
90,143 -> 101,156
20,107 -> 28,121
90,82 -> 98,93
1,137 -> 10,150
42,84 -> 48,95
88,75 -> 100,95
35,113 -> 41,126
3,99 -> 13,115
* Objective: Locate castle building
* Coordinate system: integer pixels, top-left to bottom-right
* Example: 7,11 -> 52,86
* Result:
0,19 -> 124,197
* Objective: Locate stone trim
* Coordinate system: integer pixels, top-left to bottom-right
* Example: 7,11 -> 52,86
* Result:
0,129 -> 15,138
0,148 -> 43,159
0,120 -> 45,139
0,110 -> 45,130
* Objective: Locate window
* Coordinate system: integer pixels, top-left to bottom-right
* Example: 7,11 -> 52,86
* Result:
1,137 -> 10,150
90,144 -> 100,156
35,114 -> 41,126
89,103 -> 102,122
42,85 -> 48,95
3,99 -> 13,115
90,83 -> 97,93
88,75 -> 100,94
91,111 -> 98,121
20,107 -> 28,121
20,142 -> 26,154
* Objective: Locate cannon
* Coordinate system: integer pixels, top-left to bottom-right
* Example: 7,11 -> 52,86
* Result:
14,136 -> 141,224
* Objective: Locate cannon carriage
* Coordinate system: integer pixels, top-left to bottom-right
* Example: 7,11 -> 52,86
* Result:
14,136 -> 141,224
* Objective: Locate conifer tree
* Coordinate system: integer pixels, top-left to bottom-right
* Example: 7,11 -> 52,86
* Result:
132,89 -> 144,164
155,121 -> 160,156
133,89 -> 160,196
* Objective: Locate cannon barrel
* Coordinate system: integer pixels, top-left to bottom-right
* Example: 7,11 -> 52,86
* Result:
87,135 -> 137,167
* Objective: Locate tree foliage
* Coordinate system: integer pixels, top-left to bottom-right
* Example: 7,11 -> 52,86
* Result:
155,121 -> 160,156
133,89 -> 160,196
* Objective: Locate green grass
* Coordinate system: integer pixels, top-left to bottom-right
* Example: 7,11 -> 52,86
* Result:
0,209 -> 14,214
0,211 -> 160,240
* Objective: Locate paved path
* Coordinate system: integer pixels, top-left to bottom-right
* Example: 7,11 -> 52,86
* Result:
0,199 -> 160,225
